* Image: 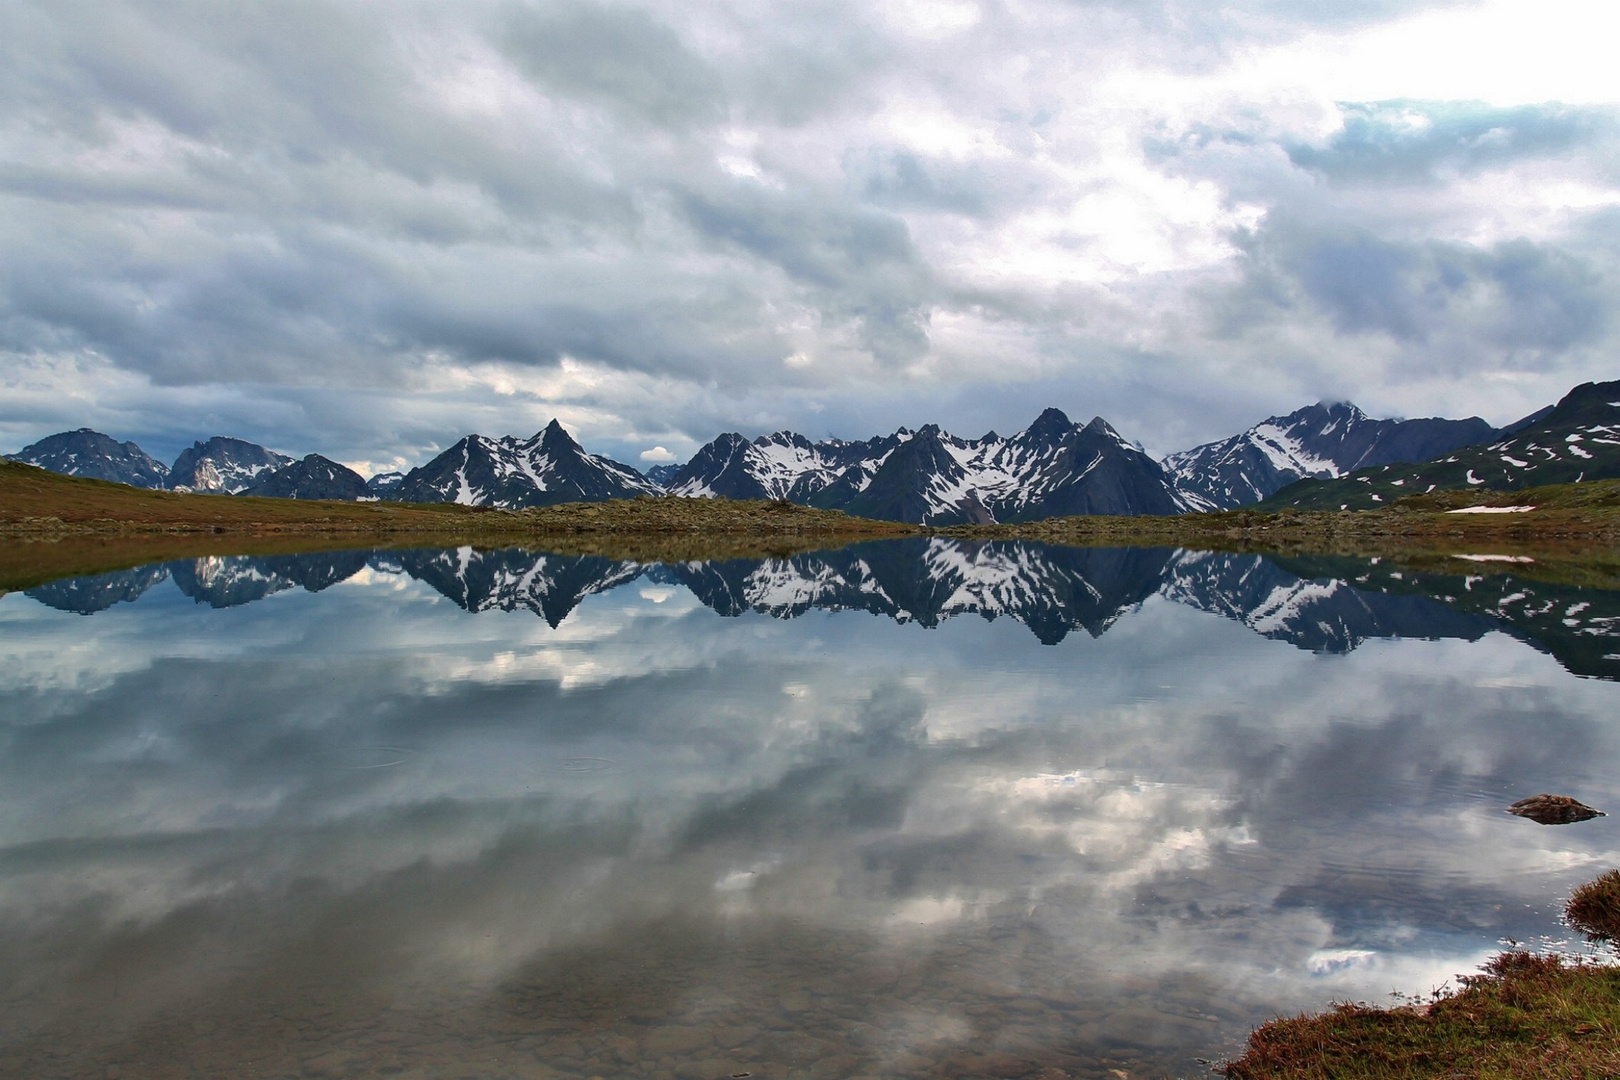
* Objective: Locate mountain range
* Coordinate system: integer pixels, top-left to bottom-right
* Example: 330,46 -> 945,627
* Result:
661,410 -> 1196,524
10,379 -> 1617,520
1164,402 -> 1497,509
1263,381 -> 1620,510
23,541 -> 1619,681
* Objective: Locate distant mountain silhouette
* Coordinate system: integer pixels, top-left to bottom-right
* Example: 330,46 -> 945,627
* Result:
672,410 -> 1191,524
240,455 -> 370,500
10,377 -> 1616,520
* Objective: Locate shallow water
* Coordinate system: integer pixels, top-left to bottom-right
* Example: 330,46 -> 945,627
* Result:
2,540 -> 1618,1080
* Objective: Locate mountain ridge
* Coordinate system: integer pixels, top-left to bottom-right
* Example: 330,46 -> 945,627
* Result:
392,419 -> 661,509
1264,380 -> 1620,510
676,408 -> 1193,524
168,437 -> 293,493
4,428 -> 170,489
8,381 -> 1608,521
1165,402 -> 1498,509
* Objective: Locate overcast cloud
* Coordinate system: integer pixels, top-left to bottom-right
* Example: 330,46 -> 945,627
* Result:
2,0 -> 1618,472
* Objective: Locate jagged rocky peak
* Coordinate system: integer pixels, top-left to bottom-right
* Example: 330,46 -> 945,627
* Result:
1083,415 -> 1121,438
1166,401 -> 1498,510
365,471 -> 406,498
537,418 -> 576,452
755,430 -> 816,451
667,428 -> 867,501
1025,407 -> 1074,442
241,455 -> 370,501
663,408 -> 1188,524
6,428 -> 170,488
391,420 -> 661,509
168,436 -> 294,493
1269,378 -> 1620,511
642,463 -> 681,487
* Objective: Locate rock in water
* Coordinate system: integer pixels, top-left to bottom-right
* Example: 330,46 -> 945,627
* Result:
1508,794 -> 1606,825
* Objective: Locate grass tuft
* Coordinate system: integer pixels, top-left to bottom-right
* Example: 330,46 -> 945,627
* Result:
1568,870 -> 1620,945
1223,896 -> 1620,1079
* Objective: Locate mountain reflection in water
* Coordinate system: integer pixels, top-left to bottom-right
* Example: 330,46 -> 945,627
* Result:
2,540 -> 1619,1080
22,539 -> 1620,679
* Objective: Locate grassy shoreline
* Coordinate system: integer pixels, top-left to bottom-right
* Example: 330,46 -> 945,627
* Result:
8,460 -> 1620,591
0,461 -> 918,588
1223,872 -> 1620,1079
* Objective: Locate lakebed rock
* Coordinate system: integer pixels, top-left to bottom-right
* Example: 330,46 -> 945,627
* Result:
1508,793 -> 1607,825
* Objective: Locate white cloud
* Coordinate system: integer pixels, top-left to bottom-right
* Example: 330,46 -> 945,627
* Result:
1,0 -> 1618,461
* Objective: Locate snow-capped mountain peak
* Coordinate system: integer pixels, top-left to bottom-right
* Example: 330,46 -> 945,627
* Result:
666,428 -> 901,502
168,436 -> 295,493
1166,402 -> 1496,510
1270,379 -> 1620,510
668,410 -> 1188,524
6,428 -> 170,488
241,455 -> 370,501
392,421 -> 659,509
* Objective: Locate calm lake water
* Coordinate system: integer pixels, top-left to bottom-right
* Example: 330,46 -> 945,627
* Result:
2,540 -> 1618,1080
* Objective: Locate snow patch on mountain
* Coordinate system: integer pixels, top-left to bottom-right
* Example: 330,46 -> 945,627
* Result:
1166,403 -> 1497,510
7,428 -> 170,488
669,410 -> 1188,524
168,437 -> 294,493
394,420 -> 660,509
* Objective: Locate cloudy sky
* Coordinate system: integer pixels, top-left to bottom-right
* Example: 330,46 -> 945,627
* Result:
2,0 -> 1618,473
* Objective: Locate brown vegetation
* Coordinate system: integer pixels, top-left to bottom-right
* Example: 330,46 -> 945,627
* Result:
1567,871 -> 1620,945
0,461 -> 914,592
0,460 -> 911,538
1223,950 -> 1620,1079
1225,868 -> 1620,1079
9,460 -> 1620,593
942,479 -> 1620,561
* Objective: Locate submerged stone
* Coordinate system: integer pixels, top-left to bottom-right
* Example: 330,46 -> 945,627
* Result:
1508,793 -> 1606,825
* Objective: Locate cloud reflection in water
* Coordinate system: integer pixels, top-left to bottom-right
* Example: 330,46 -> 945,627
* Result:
0,541 -> 1617,1077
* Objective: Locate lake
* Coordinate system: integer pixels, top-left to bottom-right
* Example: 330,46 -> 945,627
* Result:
1,539 -> 1617,1080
